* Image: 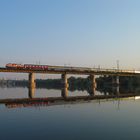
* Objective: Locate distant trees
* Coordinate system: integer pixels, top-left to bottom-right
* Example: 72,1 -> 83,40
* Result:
96,75 -> 140,87
1,75 -> 140,93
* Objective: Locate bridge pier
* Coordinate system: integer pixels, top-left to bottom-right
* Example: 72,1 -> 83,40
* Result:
90,74 -> 96,88
29,73 -> 36,89
61,74 -> 69,88
61,87 -> 68,98
28,87 -> 35,98
61,73 -> 68,98
89,87 -> 96,96
89,74 -> 96,95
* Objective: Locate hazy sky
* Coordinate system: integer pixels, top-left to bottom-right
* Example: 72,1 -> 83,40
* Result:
1,0 -> 140,70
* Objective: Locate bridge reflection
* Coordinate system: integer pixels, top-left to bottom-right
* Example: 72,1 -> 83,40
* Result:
2,88 -> 139,109
28,86 -> 120,98
0,85 -> 137,109
4,94 -> 138,109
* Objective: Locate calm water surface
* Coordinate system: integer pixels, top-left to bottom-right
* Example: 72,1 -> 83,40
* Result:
0,87 -> 140,140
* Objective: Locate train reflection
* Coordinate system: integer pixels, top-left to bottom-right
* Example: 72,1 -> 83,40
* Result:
3,93 -> 138,109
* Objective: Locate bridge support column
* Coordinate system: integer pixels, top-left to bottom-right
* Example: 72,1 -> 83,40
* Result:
61,74 -> 68,98
29,73 -> 36,89
61,74 -> 69,88
28,87 -> 35,98
91,74 -> 96,88
61,87 -> 68,98
89,74 -> 96,95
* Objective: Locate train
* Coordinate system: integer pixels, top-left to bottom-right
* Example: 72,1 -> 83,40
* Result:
7,63 -> 138,73
5,63 -> 95,72
5,63 -> 89,71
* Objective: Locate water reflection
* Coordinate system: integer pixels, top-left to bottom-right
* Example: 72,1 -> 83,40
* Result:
61,87 -> 68,98
0,83 -> 139,109
28,87 -> 35,98
0,86 -> 139,109
88,87 -> 96,96
112,86 -> 120,95
1,83 -> 140,140
27,86 -> 121,99
0,81 -> 139,96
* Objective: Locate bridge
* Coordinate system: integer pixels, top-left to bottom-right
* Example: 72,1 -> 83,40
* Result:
0,67 -> 139,75
0,66 -> 140,96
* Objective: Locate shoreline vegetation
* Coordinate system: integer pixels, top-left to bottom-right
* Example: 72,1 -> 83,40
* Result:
1,76 -> 140,94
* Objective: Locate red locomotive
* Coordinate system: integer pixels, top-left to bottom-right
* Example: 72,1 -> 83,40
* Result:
6,63 -> 24,69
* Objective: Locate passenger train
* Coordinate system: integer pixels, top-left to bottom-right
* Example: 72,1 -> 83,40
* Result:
5,63 -> 100,73
5,63 -> 88,71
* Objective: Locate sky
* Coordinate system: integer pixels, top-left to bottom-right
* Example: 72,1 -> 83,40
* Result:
0,0 -> 140,76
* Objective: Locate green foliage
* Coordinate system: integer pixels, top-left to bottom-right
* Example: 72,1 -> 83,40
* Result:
2,75 -> 140,93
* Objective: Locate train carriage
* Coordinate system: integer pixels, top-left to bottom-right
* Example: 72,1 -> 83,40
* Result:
24,64 -> 48,70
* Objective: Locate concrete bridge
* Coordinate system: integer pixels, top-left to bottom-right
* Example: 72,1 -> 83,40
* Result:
0,66 -> 140,97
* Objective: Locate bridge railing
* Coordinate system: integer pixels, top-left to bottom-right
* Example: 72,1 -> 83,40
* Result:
90,68 -> 138,74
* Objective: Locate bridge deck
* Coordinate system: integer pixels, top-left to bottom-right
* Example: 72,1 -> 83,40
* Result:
0,67 -> 140,76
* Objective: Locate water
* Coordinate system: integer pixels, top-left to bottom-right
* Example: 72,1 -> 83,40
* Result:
0,87 -> 140,140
